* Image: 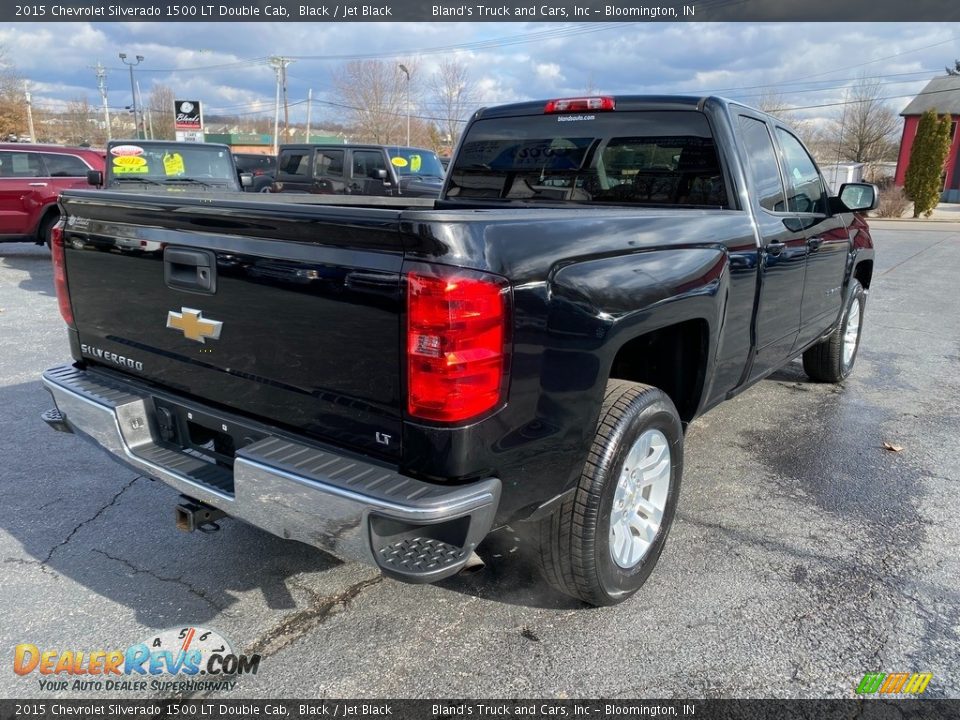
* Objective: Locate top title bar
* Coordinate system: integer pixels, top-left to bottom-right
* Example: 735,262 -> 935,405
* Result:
5,0 -> 959,22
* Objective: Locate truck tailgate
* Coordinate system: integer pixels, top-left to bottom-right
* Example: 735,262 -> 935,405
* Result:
59,193 -> 405,460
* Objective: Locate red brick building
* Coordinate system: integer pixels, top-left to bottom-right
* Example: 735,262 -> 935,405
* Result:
895,75 -> 960,202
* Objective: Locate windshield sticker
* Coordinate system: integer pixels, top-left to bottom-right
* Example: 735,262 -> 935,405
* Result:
113,156 -> 147,169
163,152 -> 186,176
110,144 -> 144,157
410,155 -> 422,172
113,155 -> 150,174
391,156 -> 408,168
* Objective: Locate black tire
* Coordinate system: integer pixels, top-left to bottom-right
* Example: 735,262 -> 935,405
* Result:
38,211 -> 59,248
536,380 -> 683,606
802,280 -> 866,383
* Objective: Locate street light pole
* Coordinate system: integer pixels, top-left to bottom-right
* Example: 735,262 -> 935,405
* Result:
119,53 -> 144,139
398,63 -> 410,146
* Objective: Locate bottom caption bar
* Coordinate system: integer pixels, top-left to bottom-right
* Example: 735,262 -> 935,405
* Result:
1,700 -> 958,720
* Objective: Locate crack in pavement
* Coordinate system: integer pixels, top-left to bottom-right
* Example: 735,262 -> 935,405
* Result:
245,574 -> 383,659
42,475 -> 142,566
91,548 -> 227,613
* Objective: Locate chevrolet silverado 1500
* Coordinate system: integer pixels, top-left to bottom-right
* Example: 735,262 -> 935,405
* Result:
41,96 -> 877,605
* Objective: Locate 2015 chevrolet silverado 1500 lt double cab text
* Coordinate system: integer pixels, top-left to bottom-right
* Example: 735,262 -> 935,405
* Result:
41,96 -> 877,606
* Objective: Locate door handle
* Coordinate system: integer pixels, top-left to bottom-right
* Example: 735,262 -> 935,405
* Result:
28,182 -> 48,187
807,237 -> 823,251
766,242 -> 786,257
164,247 -> 217,294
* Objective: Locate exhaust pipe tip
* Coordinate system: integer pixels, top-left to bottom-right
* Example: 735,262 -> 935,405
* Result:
459,551 -> 486,575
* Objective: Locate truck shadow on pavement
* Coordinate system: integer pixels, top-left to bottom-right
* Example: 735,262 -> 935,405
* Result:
1,244 -> 55,298
2,378 -> 581,628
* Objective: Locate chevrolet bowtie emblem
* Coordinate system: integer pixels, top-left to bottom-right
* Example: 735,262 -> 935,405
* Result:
166,308 -> 223,344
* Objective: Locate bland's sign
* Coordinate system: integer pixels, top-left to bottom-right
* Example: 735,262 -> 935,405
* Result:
174,100 -> 202,131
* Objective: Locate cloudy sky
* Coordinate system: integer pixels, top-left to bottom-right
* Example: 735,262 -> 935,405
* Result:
1,22 -> 957,130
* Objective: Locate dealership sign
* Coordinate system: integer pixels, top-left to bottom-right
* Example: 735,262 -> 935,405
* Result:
174,100 -> 203,131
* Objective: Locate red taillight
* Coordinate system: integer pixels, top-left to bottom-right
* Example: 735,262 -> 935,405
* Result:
406,266 -> 510,423
50,221 -> 75,328
544,96 -> 615,114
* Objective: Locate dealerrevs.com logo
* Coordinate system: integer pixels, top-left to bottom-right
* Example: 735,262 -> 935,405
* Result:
856,672 -> 933,695
14,627 -> 261,693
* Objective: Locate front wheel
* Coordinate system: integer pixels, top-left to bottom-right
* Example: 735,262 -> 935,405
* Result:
803,280 -> 866,383
536,381 -> 683,606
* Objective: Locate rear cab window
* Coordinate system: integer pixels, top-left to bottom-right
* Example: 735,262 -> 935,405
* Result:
447,110 -> 729,207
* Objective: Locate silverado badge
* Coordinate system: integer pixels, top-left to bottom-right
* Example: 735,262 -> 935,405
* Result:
166,308 -> 223,343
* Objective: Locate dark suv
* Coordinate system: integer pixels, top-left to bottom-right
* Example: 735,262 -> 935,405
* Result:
233,152 -> 276,192
271,144 -> 444,197
0,144 -> 105,245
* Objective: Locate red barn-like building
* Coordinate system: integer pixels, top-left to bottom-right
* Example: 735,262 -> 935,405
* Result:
895,75 -> 960,203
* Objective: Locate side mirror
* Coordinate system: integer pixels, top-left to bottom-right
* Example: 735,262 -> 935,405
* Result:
240,173 -> 253,188
87,170 -> 103,187
837,182 -> 879,212
371,168 -> 388,181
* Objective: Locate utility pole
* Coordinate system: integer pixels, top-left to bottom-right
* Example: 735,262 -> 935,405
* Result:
398,63 -> 410,147
305,88 -> 312,143
268,56 -> 295,151
24,80 -> 36,142
269,57 -> 282,154
93,62 -> 111,140
119,53 -> 144,138
281,59 -> 293,136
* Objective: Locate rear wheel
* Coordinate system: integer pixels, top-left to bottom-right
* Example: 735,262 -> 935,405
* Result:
802,280 -> 865,382
38,211 -> 60,248
536,381 -> 683,606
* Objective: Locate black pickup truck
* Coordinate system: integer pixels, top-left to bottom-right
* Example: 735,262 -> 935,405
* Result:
41,96 -> 877,606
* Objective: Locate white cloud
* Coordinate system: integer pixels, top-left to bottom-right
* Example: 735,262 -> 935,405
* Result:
2,21 -> 957,127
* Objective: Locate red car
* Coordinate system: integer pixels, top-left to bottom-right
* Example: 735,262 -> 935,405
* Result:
0,144 -> 105,246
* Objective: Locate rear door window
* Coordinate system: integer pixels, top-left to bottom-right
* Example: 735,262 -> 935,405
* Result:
315,150 -> 344,177
276,150 -> 310,180
737,116 -> 786,213
0,151 -> 45,178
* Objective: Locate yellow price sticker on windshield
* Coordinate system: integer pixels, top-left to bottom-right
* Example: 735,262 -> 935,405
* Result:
163,152 -> 185,176
409,155 -> 422,172
391,156 -> 408,168
113,156 -> 146,168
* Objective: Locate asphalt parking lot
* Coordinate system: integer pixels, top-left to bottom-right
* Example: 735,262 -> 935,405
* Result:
1,222 -> 958,700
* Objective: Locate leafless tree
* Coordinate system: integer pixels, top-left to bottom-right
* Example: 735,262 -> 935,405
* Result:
149,84 -> 176,140
829,76 -> 900,166
0,46 -> 27,139
61,96 -> 98,146
428,58 -> 477,153
333,59 -> 416,144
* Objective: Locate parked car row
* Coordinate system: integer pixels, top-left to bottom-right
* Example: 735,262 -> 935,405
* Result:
0,139 -> 448,248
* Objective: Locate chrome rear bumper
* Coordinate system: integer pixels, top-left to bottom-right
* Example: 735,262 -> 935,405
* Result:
42,364 -> 500,583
